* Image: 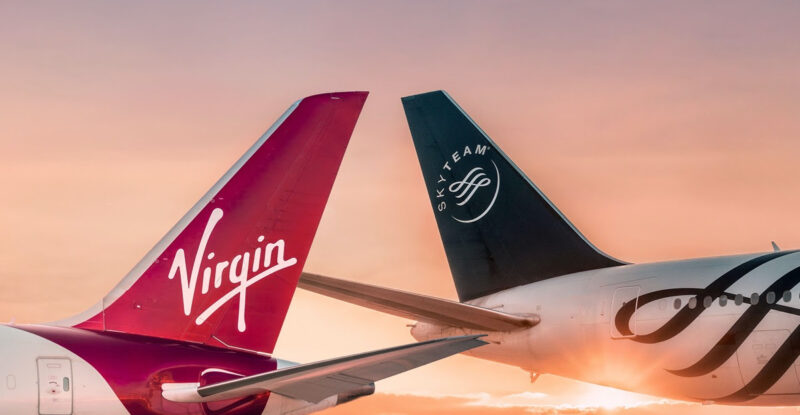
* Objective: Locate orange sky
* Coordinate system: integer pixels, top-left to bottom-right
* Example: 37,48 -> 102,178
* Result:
2,1 -> 800,414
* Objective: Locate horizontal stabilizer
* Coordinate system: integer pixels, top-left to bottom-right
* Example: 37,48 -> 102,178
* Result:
162,335 -> 487,404
299,272 -> 539,331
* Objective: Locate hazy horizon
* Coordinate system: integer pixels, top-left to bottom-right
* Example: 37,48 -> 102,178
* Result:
2,1 -> 800,413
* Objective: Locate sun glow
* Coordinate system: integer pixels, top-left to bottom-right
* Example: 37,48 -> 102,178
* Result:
569,384 -> 673,410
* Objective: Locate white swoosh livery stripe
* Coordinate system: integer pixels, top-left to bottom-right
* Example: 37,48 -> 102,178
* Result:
452,160 -> 501,224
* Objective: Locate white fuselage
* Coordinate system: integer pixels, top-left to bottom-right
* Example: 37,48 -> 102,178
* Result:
412,251 -> 800,405
0,325 -> 128,415
0,324 -> 337,415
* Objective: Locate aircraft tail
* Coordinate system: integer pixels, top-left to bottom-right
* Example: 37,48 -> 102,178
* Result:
401,90 -> 623,302
57,92 -> 368,353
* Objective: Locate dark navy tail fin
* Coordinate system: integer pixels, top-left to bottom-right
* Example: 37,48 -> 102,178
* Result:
402,90 -> 624,302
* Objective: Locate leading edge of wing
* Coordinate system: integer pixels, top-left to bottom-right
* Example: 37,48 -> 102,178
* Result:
298,272 -> 539,332
161,335 -> 487,404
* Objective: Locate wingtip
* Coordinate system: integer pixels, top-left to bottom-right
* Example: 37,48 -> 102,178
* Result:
442,334 -> 490,344
470,334 -> 490,345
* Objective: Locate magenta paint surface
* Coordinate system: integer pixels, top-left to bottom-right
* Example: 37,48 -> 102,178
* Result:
74,92 -> 368,354
21,324 -> 278,415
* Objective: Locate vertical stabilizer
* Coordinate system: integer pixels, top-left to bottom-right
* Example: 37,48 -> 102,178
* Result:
60,92 -> 368,353
402,90 -> 623,302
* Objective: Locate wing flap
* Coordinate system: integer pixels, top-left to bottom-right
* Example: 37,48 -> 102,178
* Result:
299,272 -> 539,331
162,335 -> 486,404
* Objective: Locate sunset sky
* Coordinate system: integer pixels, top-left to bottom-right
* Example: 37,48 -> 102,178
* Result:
2,1 -> 800,414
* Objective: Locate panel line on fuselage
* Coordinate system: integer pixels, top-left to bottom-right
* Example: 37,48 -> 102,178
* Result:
613,250 -> 800,402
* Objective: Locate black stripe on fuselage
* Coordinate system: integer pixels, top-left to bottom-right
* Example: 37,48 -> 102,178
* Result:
714,322 -> 800,402
612,250 -> 800,402
614,251 -> 797,342
669,266 -> 800,377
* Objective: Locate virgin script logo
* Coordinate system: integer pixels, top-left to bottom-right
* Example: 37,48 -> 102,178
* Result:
167,208 -> 297,332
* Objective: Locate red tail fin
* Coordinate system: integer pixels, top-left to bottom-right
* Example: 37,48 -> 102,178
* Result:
61,92 -> 368,353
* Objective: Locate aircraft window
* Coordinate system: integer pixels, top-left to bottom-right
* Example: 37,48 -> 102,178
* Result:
766,291 -> 776,304
674,298 -> 682,309
735,294 -> 744,306
688,297 -> 698,309
5,375 -> 15,390
751,293 -> 760,305
719,296 -> 728,307
63,377 -> 70,392
783,291 -> 792,303
703,296 -> 713,308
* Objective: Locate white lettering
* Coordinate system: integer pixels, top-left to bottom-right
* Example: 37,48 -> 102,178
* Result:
448,167 -> 491,206
168,208 -> 223,316
168,208 -> 298,332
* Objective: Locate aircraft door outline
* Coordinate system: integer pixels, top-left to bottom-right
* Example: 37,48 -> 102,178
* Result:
611,286 -> 640,339
37,357 -> 73,415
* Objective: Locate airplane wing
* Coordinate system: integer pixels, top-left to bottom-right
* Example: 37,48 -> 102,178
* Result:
298,272 -> 539,331
162,335 -> 487,404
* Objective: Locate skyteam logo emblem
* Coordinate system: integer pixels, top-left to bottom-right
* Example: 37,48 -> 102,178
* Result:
434,144 -> 500,223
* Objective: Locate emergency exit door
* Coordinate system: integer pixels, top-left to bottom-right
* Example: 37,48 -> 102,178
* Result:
736,330 -> 800,395
37,358 -> 72,415
610,286 -> 640,338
